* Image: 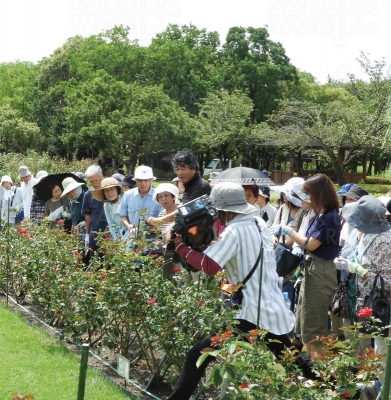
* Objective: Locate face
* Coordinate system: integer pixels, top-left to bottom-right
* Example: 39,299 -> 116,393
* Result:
175,165 -> 196,184
177,180 -> 185,194
244,187 -> 257,205
345,197 -> 356,204
2,181 -> 12,190
21,175 -> 31,184
52,185 -> 62,200
157,191 -> 175,209
301,200 -> 313,210
88,173 -> 103,190
256,195 -> 267,207
136,179 -> 152,196
103,186 -> 119,202
68,188 -> 78,200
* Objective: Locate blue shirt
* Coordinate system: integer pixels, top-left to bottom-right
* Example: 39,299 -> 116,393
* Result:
104,194 -> 127,240
119,186 -> 163,225
81,189 -> 108,231
306,209 -> 341,260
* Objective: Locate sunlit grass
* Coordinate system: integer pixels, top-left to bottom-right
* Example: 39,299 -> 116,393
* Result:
0,303 -> 133,400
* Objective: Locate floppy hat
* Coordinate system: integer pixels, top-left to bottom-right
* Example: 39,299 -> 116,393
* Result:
18,166 -> 32,178
153,183 -> 180,205
134,166 -> 156,180
36,170 -> 48,182
343,186 -> 368,202
291,188 -> 311,203
91,177 -> 123,202
121,174 -> 136,188
342,195 -> 390,234
258,185 -> 270,198
271,177 -> 305,208
211,182 -> 257,215
61,177 -> 84,197
1,175 -> 13,185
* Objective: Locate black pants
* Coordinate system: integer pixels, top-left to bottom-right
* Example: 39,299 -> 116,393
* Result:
166,319 -> 292,400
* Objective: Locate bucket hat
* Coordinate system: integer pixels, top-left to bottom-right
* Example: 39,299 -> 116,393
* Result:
291,188 -> 311,203
134,166 -> 156,180
111,173 -> 124,183
271,177 -> 305,208
61,177 -> 84,197
342,195 -> 390,234
36,170 -> 48,182
211,183 -> 257,214
1,175 -> 13,185
343,186 -> 368,202
91,177 -> 123,202
258,185 -> 270,198
153,183 -> 180,205
18,166 -> 32,178
121,174 -> 137,188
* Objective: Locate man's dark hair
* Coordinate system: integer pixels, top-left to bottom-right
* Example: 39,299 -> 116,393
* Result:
172,149 -> 198,171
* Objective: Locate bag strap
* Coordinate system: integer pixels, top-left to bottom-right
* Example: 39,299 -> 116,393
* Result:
238,218 -> 263,287
372,273 -> 386,294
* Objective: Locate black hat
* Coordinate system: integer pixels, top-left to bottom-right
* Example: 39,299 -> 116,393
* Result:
343,186 -> 368,202
121,174 -> 136,188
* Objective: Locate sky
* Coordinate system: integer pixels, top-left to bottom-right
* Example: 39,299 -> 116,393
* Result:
1,0 -> 391,83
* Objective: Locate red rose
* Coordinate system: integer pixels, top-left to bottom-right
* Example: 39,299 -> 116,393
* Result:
173,267 -> 181,273
135,248 -> 140,253
57,219 -> 63,224
29,233 -> 34,238
100,273 -> 107,280
18,229 -> 27,234
147,299 -> 156,305
73,250 -> 79,255
105,249 -> 109,255
52,265 -> 58,270
341,391 -> 350,398
357,307 -> 373,318
105,237 -> 111,242
239,383 -> 249,389
151,254 -> 159,258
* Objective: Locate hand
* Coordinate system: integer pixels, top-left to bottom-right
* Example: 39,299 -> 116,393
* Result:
77,221 -> 86,229
269,224 -> 292,236
146,217 -> 160,226
61,211 -> 71,219
292,247 -> 302,256
347,255 -> 369,278
85,234 -> 90,247
334,257 -> 349,271
174,234 -> 183,249
13,205 -> 21,212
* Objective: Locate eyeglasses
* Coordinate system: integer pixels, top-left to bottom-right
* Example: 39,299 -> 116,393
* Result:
157,194 -> 172,200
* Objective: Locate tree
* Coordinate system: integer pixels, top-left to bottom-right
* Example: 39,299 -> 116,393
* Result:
195,89 -> 256,169
0,105 -> 41,153
215,26 -> 298,124
64,72 -> 196,173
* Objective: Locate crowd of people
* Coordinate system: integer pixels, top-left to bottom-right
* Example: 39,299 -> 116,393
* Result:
1,151 -> 391,400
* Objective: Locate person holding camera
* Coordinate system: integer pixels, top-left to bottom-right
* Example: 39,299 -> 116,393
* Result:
167,182 -> 294,400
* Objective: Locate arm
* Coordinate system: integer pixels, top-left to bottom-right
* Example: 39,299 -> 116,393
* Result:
285,229 -> 322,252
175,242 -> 221,275
146,209 -> 177,226
104,205 -> 118,240
121,215 -> 133,231
85,213 -> 91,234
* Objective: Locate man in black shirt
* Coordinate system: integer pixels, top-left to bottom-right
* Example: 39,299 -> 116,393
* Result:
173,149 -> 211,204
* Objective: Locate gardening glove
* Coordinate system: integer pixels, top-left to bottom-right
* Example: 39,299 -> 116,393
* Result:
13,205 -> 21,212
347,255 -> 369,278
60,211 -> 71,219
291,247 -> 302,257
334,257 -> 349,272
77,221 -> 86,229
269,224 -> 292,236
85,233 -> 90,247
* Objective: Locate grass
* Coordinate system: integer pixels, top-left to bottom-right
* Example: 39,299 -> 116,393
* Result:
0,302 -> 133,400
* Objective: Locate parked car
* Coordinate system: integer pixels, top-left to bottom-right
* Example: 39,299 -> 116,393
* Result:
203,159 -> 232,176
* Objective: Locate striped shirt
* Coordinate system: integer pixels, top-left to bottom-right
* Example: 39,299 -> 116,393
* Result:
204,213 -> 295,335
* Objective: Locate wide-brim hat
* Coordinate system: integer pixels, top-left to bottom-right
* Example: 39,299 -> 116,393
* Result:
153,183 -> 180,205
342,195 -> 390,234
291,188 -> 311,203
271,177 -> 305,208
91,177 -> 123,202
134,166 -> 156,180
211,183 -> 257,215
1,175 -> 13,185
18,166 -> 32,178
61,177 -> 84,197
36,170 -> 48,182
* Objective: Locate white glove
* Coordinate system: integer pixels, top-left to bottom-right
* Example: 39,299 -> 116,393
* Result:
334,257 -> 349,271
85,234 -> 90,247
269,224 -> 292,236
77,221 -> 86,229
291,247 -> 302,256
61,211 -> 71,219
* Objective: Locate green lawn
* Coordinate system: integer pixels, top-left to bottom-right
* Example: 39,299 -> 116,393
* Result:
0,303 -> 133,400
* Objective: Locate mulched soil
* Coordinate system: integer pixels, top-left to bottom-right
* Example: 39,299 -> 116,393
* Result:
0,293 -> 218,400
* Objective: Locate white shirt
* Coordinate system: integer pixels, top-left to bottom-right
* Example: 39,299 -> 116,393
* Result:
260,203 -> 277,227
204,213 -> 295,335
